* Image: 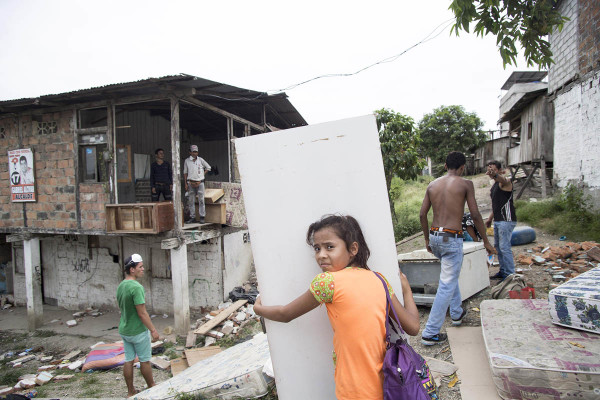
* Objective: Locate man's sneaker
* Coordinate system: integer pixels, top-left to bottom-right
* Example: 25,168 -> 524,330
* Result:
451,308 -> 468,326
421,333 -> 448,346
199,217 -> 205,224
490,272 -> 504,280
185,218 -> 195,224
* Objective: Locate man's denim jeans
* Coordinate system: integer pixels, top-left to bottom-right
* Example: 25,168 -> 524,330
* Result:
422,234 -> 464,338
494,221 -> 517,277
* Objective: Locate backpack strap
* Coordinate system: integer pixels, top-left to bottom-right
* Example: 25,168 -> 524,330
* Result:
373,271 -> 406,340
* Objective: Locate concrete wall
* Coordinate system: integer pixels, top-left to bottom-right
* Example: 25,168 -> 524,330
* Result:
548,0 -> 579,93
222,230 -> 253,299
549,0 -> 600,207
12,234 -> 234,313
553,70 -> 600,205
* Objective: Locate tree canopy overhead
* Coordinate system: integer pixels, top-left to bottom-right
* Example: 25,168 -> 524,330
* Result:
449,0 -> 569,69
418,105 -> 487,167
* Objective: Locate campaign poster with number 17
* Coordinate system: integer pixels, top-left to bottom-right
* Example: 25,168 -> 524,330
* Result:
8,148 -> 36,202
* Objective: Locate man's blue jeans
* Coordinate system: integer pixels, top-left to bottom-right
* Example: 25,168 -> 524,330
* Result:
494,221 -> 517,278
423,234 -> 464,338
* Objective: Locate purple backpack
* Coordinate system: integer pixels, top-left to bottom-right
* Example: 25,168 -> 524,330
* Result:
374,272 -> 439,400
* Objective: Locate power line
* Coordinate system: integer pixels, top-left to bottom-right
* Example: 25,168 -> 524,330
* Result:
193,18 -> 455,103
266,18 -> 455,94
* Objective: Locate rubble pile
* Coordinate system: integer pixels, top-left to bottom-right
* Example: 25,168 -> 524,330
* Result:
0,347 -> 85,396
516,241 -> 600,284
1,294 -> 15,310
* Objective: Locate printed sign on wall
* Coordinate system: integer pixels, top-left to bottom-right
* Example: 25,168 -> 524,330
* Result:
8,148 -> 36,202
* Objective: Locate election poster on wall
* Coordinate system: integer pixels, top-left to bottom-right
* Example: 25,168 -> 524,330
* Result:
8,148 -> 37,202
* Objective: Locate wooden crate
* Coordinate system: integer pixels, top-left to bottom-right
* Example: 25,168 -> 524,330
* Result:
106,202 -> 174,233
195,203 -> 226,224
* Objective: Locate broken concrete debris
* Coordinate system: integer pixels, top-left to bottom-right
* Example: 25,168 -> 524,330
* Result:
516,242 -> 599,285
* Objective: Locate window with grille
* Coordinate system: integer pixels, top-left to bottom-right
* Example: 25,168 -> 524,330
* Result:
37,121 -> 58,135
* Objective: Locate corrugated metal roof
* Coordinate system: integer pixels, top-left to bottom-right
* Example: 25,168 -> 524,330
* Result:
501,71 -> 548,91
0,74 -> 307,127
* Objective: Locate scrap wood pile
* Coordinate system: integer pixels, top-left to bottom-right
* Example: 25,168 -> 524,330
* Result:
515,241 -> 600,284
169,286 -> 259,376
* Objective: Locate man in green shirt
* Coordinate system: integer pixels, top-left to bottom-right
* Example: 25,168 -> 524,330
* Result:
117,254 -> 159,397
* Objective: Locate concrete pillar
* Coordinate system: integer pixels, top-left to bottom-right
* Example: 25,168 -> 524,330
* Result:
24,238 -> 43,331
170,244 -> 190,335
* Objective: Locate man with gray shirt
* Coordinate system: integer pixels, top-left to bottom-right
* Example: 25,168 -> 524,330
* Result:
183,145 -> 211,224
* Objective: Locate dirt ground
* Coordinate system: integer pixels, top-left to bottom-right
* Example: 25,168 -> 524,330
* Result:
0,175 -> 590,400
399,174 -> 572,400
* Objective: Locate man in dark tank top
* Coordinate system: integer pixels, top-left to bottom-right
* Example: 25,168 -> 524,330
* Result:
485,160 -> 517,281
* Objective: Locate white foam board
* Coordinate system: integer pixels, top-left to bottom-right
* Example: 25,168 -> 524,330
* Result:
235,115 -> 401,400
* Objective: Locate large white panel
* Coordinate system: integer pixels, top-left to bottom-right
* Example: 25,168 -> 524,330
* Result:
236,115 -> 401,400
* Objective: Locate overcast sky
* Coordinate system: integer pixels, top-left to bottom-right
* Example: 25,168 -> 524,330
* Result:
0,0 -> 543,131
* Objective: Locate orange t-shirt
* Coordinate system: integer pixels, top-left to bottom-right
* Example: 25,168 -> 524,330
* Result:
310,267 -> 393,400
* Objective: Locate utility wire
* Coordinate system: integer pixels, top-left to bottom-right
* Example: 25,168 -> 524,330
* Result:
189,18 -> 455,103
268,18 -> 455,94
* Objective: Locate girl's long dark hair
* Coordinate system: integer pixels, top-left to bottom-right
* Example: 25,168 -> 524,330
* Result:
306,214 -> 371,270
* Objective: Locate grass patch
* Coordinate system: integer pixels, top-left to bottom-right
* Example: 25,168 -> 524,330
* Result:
391,176 -> 433,240
516,199 -> 600,242
0,364 -> 25,385
515,183 -> 600,242
82,374 -> 100,386
81,386 -> 103,397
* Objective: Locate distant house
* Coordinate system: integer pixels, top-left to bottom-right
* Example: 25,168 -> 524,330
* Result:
475,71 -> 554,199
0,74 -> 306,332
548,0 -> 600,206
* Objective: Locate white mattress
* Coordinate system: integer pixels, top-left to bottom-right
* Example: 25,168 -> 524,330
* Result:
134,333 -> 271,400
481,299 -> 600,400
548,266 -> 600,334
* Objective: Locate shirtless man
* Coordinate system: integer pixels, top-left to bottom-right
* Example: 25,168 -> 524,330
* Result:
419,151 -> 495,345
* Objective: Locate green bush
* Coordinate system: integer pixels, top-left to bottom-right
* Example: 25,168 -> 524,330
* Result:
515,183 -> 600,242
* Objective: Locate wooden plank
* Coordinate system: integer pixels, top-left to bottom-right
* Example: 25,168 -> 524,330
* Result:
182,96 -> 264,132
74,126 -> 108,134
171,96 -> 183,234
194,300 -> 247,335
150,356 -> 171,370
516,165 -> 539,200
185,331 -> 197,348
170,357 -> 189,376
204,188 -> 224,204
184,347 -> 222,366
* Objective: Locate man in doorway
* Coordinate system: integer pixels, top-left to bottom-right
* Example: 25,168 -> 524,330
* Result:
183,144 -> 211,224
419,151 -> 495,345
485,160 -> 517,281
117,254 -> 160,397
150,148 -> 173,202
19,155 -> 34,184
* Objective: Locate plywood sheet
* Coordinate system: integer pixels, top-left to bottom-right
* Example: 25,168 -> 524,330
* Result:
235,115 -> 401,400
447,326 -> 501,400
170,357 -> 189,376
185,347 -> 222,366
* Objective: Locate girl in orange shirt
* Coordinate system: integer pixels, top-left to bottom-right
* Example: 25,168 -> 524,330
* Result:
254,215 -> 420,400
